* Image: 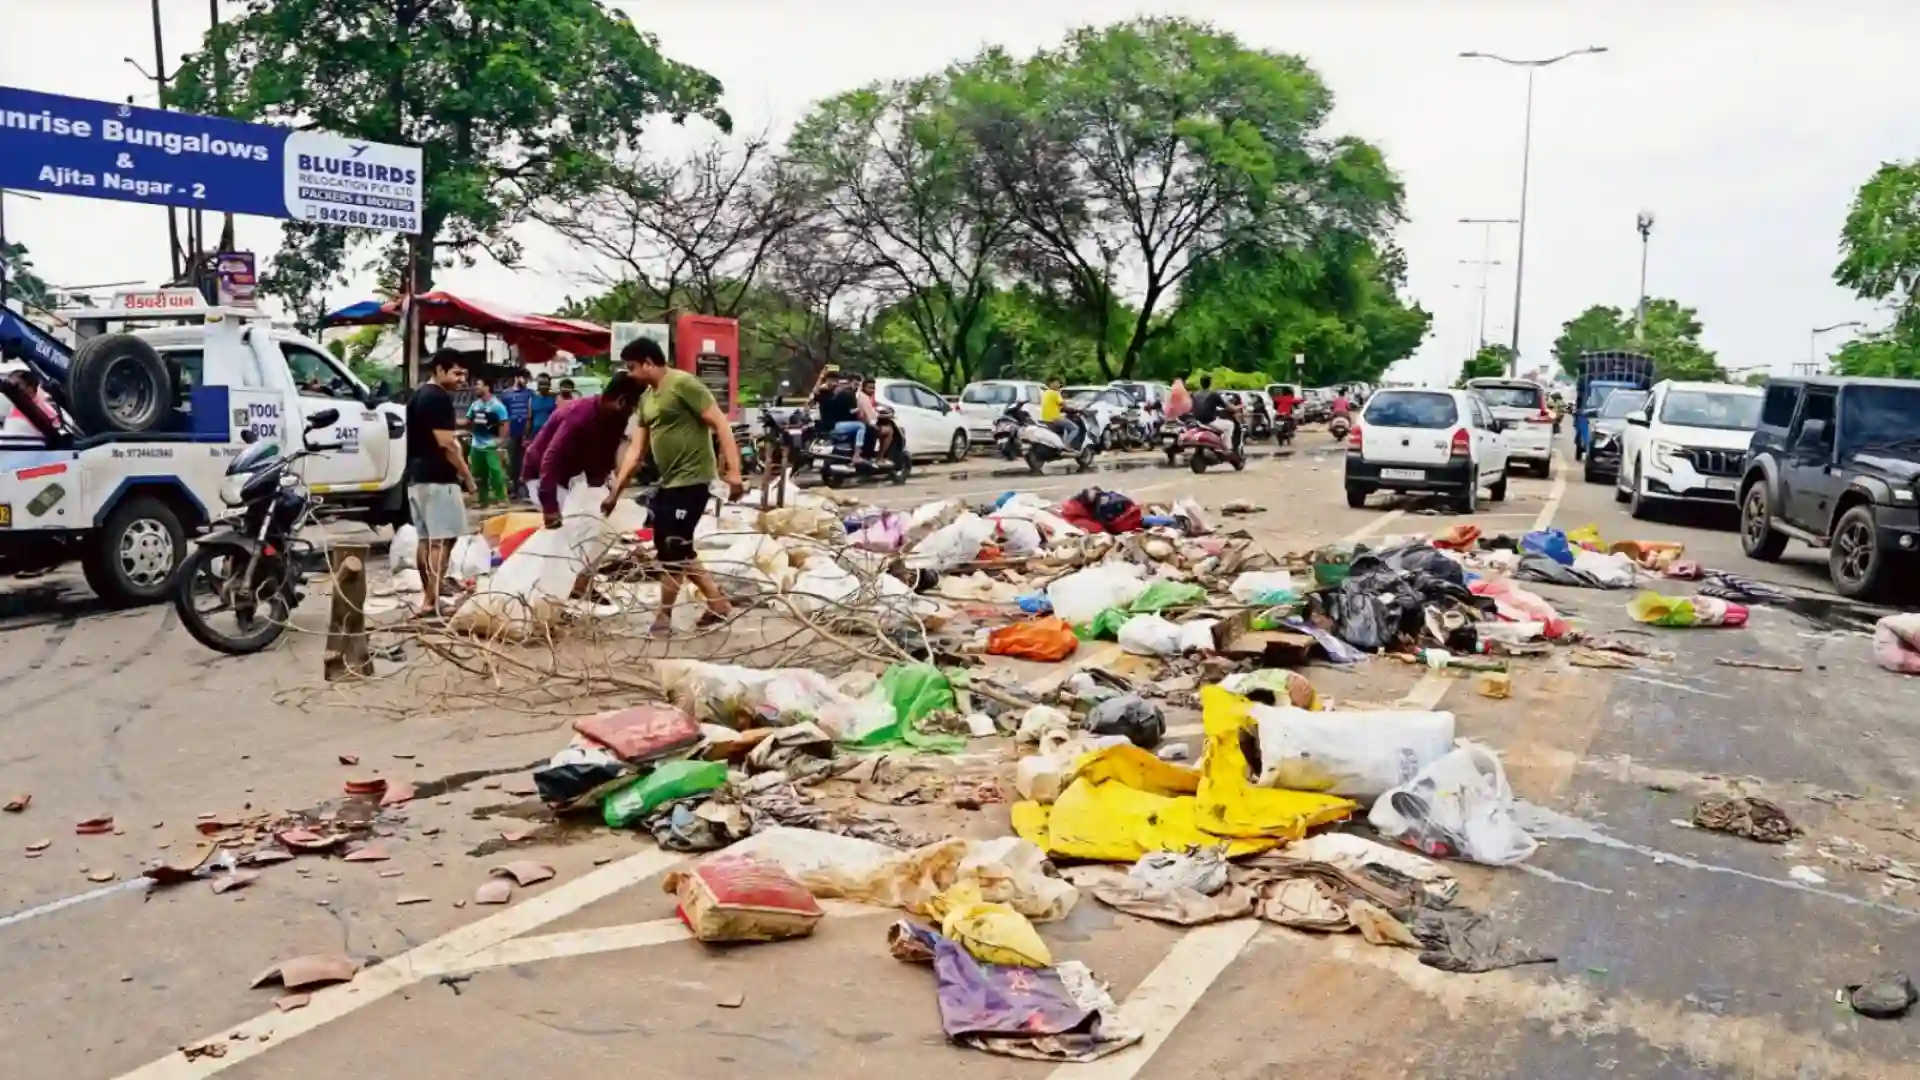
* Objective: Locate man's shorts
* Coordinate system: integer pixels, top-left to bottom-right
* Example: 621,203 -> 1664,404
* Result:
407,482 -> 468,541
649,483 -> 710,565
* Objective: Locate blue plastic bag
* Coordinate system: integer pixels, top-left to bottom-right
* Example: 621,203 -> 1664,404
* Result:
1017,593 -> 1053,614
1521,528 -> 1574,566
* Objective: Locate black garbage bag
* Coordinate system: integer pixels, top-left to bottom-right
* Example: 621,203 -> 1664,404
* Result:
1514,553 -> 1606,589
1366,542 -> 1468,587
1084,693 -> 1166,749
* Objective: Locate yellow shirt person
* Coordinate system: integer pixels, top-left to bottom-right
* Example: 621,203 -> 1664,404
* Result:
1039,385 -> 1064,422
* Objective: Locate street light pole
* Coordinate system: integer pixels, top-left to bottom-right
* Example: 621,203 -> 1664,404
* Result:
1460,46 -> 1610,376
1459,257 -> 1504,349
1635,211 -> 1655,339
1809,321 -> 1865,372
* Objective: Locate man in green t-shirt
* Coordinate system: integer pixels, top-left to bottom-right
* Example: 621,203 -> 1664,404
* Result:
604,337 -> 745,636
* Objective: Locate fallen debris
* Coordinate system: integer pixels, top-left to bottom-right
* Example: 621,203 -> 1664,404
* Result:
489,860 -> 556,887
1692,795 -> 1799,844
250,954 -> 360,992
211,872 -> 259,895
342,844 -> 390,863
474,879 -> 513,905
75,815 -> 115,835
3,794 -> 28,813
1713,657 -> 1803,673
1847,972 -> 1918,1019
273,994 -> 311,1013
667,854 -> 823,943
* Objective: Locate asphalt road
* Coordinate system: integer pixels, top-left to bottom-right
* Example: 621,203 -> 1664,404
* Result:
2,429 -> 1917,1080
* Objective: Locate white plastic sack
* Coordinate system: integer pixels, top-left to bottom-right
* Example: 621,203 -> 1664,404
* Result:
389,524 -> 419,573
1048,562 -> 1147,624
990,515 -> 1044,557
788,561 -> 862,615
1252,704 -> 1456,799
1173,496 -> 1212,535
1229,570 -> 1296,605
1368,742 -> 1538,866
905,499 -> 963,544
449,535 -> 492,580
1118,613 -> 1184,656
451,483 -> 635,637
1572,549 -> 1638,588
907,512 -> 994,572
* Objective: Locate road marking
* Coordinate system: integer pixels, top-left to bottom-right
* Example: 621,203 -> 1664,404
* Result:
1045,920 -> 1261,1080
1341,509 -> 1403,544
447,900 -> 893,973
1532,454 -> 1567,531
1401,670 -> 1452,709
114,845 -> 688,1079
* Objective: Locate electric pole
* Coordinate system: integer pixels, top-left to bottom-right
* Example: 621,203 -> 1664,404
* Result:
1635,211 -> 1654,340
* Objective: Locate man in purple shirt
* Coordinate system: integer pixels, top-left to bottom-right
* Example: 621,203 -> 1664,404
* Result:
521,372 -> 643,528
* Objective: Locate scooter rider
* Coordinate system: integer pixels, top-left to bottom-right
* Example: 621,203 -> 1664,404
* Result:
1041,376 -> 1085,450
1190,375 -> 1243,454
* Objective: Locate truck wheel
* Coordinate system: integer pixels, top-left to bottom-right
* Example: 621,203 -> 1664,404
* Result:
1740,482 -> 1788,561
69,334 -> 172,434
1830,505 -> 1891,600
83,495 -> 186,605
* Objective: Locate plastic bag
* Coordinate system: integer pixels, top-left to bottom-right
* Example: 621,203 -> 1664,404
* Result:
1873,613 -> 1920,675
907,513 -> 995,572
1470,578 -> 1570,639
1128,849 -> 1229,896
1566,523 -> 1604,549
1252,703 -> 1455,799
1117,613 -> 1183,656
1368,742 -> 1537,866
1520,527 -> 1574,565
389,524 -> 418,573
1048,563 -> 1148,625
1128,580 -> 1206,613
789,561 -> 863,615
732,828 -> 1077,920
666,854 -> 823,943
1220,669 -> 1319,709
987,617 -> 1079,662
1083,694 -> 1165,749
1016,704 -> 1071,744
839,665 -> 963,752
1627,591 -> 1749,628
602,760 -> 728,827
453,483 -> 630,638
851,511 -> 908,553
929,880 -> 1051,967
1229,570 -> 1296,605
1571,549 -> 1638,587
448,534 -> 492,581
990,516 -> 1044,557
1077,608 -> 1132,641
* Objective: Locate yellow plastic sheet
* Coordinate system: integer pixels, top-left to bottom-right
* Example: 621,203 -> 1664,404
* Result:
1567,523 -> 1604,549
1009,689 -> 1353,861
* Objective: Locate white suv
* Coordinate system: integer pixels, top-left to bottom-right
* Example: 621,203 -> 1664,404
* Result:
956,380 -> 1043,443
1615,380 -> 1764,518
1466,377 -> 1556,476
1345,388 -> 1511,512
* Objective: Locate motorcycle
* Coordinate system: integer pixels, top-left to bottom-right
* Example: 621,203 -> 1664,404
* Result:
809,407 -> 910,487
754,402 -> 815,475
1275,415 -> 1297,446
1172,415 -> 1248,474
1104,406 -> 1152,452
174,409 -> 344,655
1003,401 -> 1095,475
1328,413 -> 1352,441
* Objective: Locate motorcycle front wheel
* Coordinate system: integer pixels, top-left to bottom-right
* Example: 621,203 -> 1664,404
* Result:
174,544 -> 292,655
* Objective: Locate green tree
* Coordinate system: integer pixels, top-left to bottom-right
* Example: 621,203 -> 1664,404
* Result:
953,17 -> 1404,378
170,0 -> 726,326
2,241 -> 54,310
1831,332 -> 1920,379
1549,299 -> 1723,381
1836,161 -> 1920,331
1457,345 -> 1512,385
786,76 -> 1013,392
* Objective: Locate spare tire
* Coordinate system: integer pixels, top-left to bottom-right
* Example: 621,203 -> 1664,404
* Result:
68,333 -> 171,434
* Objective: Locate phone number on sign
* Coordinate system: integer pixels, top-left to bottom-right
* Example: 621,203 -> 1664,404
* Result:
305,205 -> 419,231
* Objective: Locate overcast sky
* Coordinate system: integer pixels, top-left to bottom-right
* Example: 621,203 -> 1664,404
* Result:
4,0 -> 1915,385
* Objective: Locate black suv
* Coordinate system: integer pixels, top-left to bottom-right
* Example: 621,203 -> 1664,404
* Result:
1738,375 -> 1920,599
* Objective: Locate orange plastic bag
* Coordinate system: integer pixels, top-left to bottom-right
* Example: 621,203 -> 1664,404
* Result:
498,526 -> 538,560
987,617 -> 1079,662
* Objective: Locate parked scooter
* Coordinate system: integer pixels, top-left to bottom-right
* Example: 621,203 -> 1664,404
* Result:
1002,401 -> 1096,475
809,407 -> 910,487
1172,415 -> 1247,474
1328,413 -> 1352,441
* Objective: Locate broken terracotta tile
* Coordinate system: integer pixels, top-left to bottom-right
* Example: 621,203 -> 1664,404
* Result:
453,899 -> 467,909
75,816 -> 115,835
180,1041 -> 228,1062
195,819 -> 241,836
343,778 -> 388,797
3,794 -> 29,813
273,993 -> 311,1013
395,893 -> 431,905
241,848 -> 296,867
342,844 -> 390,863
592,856 -> 614,866
337,754 -> 360,766
717,992 -> 745,1008
501,779 -> 538,797
86,870 -> 115,883
25,839 -> 51,853
25,851 -> 41,859
392,752 -> 415,760
489,860 -> 556,887
278,829 -> 344,853
377,869 -> 404,879
501,829 -> 534,844
473,879 -> 513,905
378,782 -> 415,809
142,848 -> 218,886
249,954 -> 360,992
211,872 -> 259,895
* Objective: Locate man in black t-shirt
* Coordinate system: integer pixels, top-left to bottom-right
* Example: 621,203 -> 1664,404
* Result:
405,351 -> 477,617
1189,375 -> 1242,454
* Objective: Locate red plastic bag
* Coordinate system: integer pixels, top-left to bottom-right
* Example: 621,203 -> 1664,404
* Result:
667,855 -> 823,943
987,617 -> 1080,662
573,704 -> 702,764
1470,579 -> 1569,639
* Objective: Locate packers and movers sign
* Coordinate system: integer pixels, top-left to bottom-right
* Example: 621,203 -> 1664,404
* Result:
0,85 -> 423,234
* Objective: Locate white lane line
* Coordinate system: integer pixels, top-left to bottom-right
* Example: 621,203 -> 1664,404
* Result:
1401,670 -> 1452,710
1046,920 -> 1261,1080
1341,509 -> 1403,544
114,846 -> 687,1079
447,900 -> 894,973
1532,454 -> 1567,531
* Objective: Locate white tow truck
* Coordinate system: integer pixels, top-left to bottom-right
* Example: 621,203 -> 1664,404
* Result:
0,288 -> 409,605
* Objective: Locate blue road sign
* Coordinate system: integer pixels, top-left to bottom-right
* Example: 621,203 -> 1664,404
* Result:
0,85 -> 423,234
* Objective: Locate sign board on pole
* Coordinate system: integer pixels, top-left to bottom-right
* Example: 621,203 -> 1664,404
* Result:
215,252 -> 257,309
611,322 -> 669,361
0,86 -> 423,234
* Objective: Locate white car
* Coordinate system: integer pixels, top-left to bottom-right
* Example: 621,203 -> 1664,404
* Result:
956,380 -> 1044,444
1345,388 -> 1511,512
874,377 -> 972,462
1466,377 -> 1556,477
1615,380 -> 1764,518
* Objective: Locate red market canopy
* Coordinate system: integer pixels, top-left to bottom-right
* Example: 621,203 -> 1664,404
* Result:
322,291 -> 610,363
